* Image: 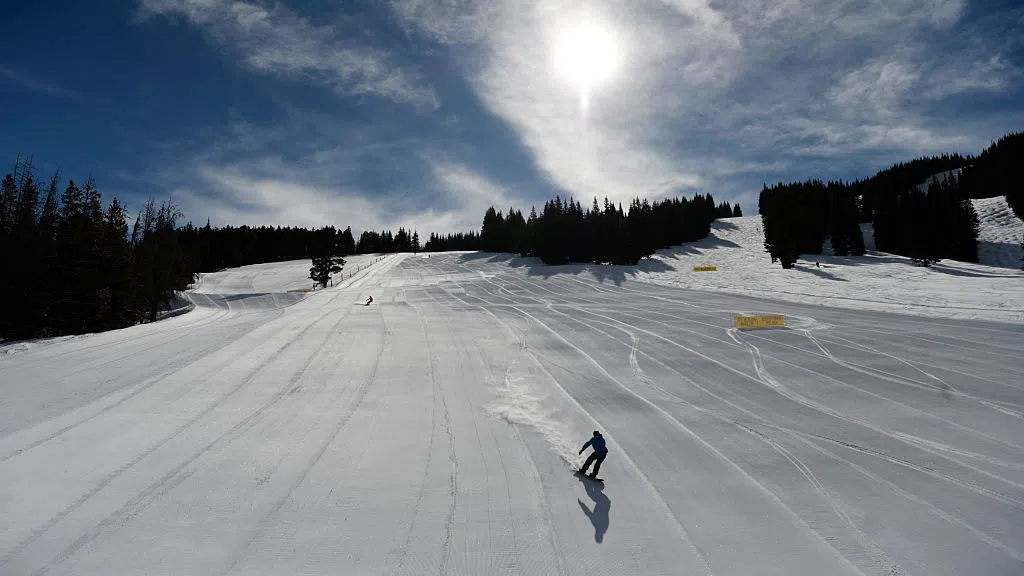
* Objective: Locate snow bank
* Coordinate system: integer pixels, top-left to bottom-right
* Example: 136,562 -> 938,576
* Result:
0,334 -> 89,357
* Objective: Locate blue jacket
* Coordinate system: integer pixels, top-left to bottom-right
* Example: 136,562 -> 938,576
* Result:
582,436 -> 608,455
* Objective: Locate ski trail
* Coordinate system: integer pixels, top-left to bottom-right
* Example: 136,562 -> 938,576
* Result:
7,302 -> 354,576
474,302 -> 713,575
472,306 -> 570,576
551,308 -> 901,574
726,327 -> 1024,498
219,301 -> 385,576
791,317 -> 956,395
767,319 -> 1024,454
512,304 -> 870,576
547,297 -> 1021,574
552,304 -> 1024,510
796,433 -> 1024,563
0,318 -> 278,463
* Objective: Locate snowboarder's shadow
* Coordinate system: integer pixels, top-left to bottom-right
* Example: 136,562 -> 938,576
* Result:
577,475 -> 611,543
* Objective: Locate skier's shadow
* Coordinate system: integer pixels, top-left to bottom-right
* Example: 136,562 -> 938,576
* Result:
576,475 -> 611,543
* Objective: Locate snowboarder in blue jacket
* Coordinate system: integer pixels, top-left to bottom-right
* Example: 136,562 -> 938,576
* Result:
579,431 -> 608,478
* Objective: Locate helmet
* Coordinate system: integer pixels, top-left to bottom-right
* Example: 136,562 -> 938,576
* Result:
593,430 -> 601,436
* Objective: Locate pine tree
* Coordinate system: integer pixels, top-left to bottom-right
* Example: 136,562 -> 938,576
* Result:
79,176 -> 109,331
412,231 -> 420,254
0,171 -> 17,338
340,226 -> 356,256
961,132 -> 1022,213
0,172 -> 17,234
34,171 -> 61,332
102,198 -> 134,329
505,209 -> 527,255
846,192 -> 866,256
733,204 -> 742,217
309,227 -> 345,288
828,186 -> 850,256
904,188 -> 943,267
759,183 -> 801,268
480,206 -> 502,252
0,160 -> 42,338
395,227 -> 410,252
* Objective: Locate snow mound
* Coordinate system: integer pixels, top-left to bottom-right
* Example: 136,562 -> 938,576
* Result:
973,196 -> 1024,269
0,335 -> 89,357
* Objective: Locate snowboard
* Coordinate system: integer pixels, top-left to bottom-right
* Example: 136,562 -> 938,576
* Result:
574,470 -> 604,483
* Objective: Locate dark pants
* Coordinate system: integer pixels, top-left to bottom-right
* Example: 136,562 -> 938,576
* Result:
580,451 -> 607,476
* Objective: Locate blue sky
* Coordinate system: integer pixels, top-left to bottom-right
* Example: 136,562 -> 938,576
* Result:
1,0 -> 1022,234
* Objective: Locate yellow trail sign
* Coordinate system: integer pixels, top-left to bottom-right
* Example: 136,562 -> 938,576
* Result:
733,315 -> 785,329
693,266 -> 717,272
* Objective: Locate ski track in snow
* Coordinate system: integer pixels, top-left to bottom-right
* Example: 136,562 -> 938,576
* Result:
2,251 -> 1023,575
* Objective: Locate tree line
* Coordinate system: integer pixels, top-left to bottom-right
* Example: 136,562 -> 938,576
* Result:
0,158 -> 191,340
443,194 -> 737,265
760,131 -> 1021,268
0,155 -> 429,341
423,231 -> 481,252
759,180 -> 866,268
959,132 -> 1022,221
355,228 -> 419,254
14,153 -> 753,341
176,223 -> 357,273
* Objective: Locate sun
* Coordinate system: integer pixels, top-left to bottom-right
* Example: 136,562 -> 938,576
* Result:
553,19 -> 621,113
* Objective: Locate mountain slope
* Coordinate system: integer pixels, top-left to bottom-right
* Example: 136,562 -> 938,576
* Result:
623,212 -> 1024,323
2,253 -> 1022,575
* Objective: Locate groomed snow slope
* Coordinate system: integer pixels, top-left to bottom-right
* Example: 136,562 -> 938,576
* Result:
191,254 -> 384,294
973,196 -> 1024,269
625,212 -> 1024,323
2,252 -> 1023,575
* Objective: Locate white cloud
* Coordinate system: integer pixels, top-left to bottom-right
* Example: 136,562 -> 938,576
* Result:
393,0 -> 1017,206
169,160 -> 518,236
138,0 -> 438,109
462,1 -> 724,205
172,166 -> 383,230
392,0 -> 495,44
141,0 -> 1021,231
0,66 -> 75,98
829,56 -> 922,118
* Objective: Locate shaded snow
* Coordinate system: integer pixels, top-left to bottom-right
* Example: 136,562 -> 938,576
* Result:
916,168 -> 962,192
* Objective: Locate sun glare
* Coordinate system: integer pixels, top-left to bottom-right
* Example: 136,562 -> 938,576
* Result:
553,19 -> 621,114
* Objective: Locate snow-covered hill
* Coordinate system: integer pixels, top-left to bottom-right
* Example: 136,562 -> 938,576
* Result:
181,199 -> 1021,325
623,211 -> 1024,323
3,252 -> 1022,576
916,168 -> 962,192
191,253 -> 383,294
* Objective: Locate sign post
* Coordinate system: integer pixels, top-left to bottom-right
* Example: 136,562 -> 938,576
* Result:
733,315 -> 785,329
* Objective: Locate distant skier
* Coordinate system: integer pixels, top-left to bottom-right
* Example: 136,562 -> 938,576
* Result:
578,431 -> 608,478
365,295 -> 373,306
